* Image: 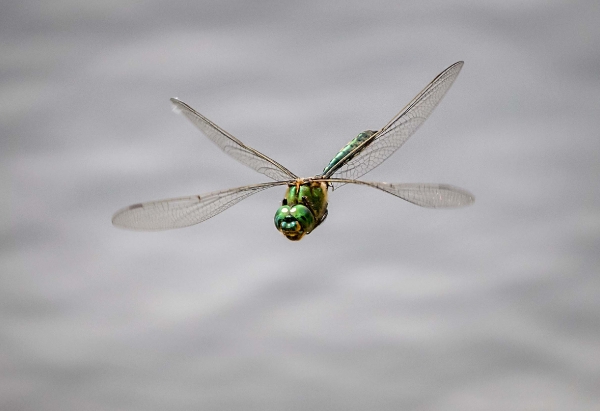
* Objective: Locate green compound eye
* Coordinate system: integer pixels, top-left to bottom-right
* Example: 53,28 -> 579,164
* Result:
274,204 -> 316,241
274,206 -> 292,231
289,205 -> 315,231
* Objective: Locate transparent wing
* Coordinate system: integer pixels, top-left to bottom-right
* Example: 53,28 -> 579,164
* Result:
324,62 -> 464,183
112,181 -> 290,231
171,98 -> 298,181
318,178 -> 474,208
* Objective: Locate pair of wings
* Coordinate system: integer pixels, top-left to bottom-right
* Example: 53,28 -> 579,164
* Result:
112,61 -> 474,231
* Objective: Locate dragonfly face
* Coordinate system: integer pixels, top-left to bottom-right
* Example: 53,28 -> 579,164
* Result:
274,204 -> 315,241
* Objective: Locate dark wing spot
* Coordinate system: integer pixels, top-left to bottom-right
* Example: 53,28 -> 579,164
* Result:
128,203 -> 143,210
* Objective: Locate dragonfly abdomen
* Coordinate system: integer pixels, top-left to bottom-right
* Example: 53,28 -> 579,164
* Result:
322,130 -> 376,176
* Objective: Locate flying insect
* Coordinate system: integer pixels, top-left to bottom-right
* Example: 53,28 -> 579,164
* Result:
112,61 -> 474,241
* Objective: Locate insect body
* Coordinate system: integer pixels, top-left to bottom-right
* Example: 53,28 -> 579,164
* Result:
274,181 -> 329,241
112,61 -> 474,240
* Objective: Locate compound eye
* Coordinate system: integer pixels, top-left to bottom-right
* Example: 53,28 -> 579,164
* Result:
289,204 -> 315,230
274,205 -> 293,231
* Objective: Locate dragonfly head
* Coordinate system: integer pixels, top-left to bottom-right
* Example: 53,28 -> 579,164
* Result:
274,204 -> 315,241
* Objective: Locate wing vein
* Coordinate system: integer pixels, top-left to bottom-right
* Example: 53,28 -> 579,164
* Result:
171,98 -> 297,181
322,62 -> 464,186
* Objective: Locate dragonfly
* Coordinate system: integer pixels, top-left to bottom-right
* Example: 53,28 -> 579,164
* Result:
112,61 -> 474,241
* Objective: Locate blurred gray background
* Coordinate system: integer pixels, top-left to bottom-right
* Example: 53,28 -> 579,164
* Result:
2,1 -> 599,410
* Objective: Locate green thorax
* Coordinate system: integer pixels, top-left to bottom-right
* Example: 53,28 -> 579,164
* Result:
322,130 -> 377,176
285,182 -> 328,222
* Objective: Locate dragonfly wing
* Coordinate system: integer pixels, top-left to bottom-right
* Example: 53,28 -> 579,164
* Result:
324,61 -> 464,182
364,181 -> 474,208
171,98 -> 298,181
112,181 -> 290,230
319,178 -> 474,208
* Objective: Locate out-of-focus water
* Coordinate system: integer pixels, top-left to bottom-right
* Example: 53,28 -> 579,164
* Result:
2,1 -> 599,410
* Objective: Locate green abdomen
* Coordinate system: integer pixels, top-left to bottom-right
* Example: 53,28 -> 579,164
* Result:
322,130 -> 376,176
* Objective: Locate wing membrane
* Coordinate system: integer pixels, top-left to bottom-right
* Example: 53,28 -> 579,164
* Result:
318,178 -> 474,208
112,181 -> 290,231
171,98 -> 298,181
323,62 -> 464,182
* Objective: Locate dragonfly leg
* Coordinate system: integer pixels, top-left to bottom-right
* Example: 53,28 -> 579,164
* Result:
313,207 -> 328,229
